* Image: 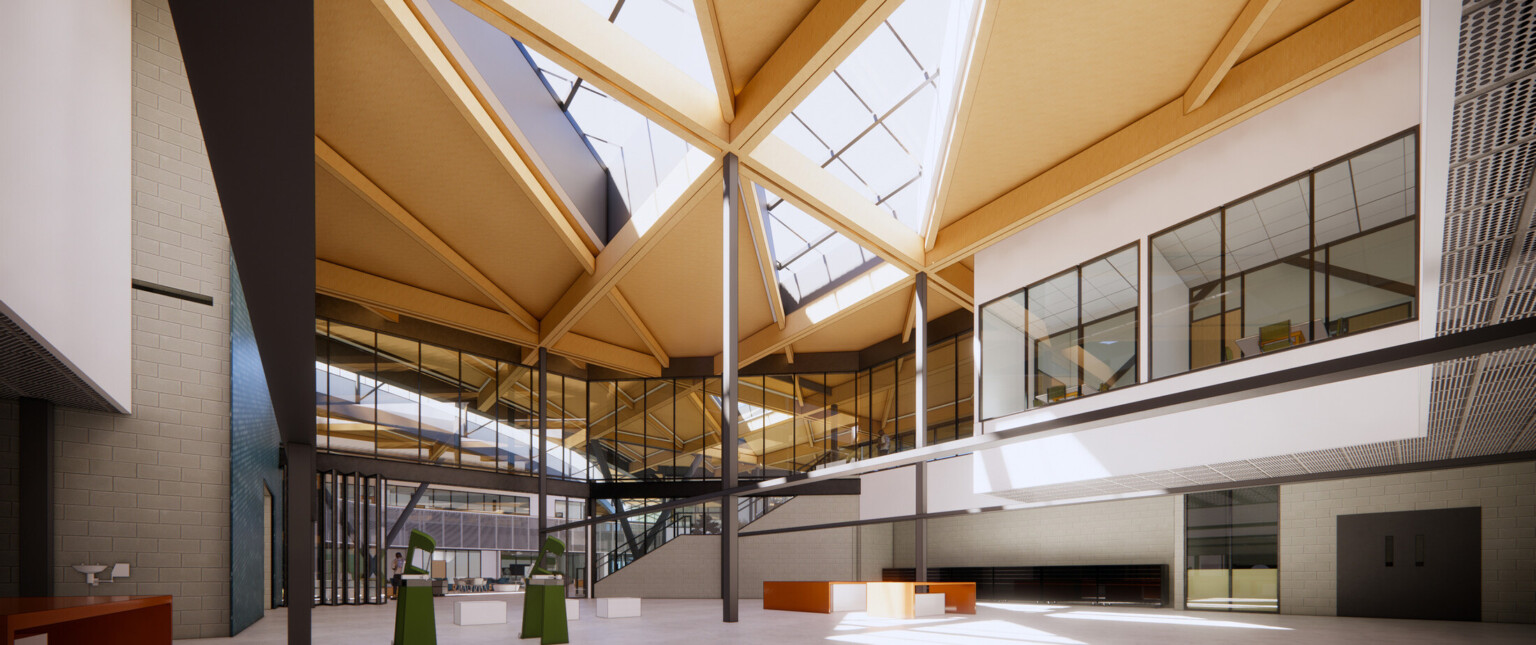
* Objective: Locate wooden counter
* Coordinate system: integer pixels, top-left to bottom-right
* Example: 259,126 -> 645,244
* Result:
0,596 -> 172,645
866,582 -> 976,619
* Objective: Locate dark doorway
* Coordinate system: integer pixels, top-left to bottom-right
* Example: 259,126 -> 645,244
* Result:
1337,507 -> 1480,621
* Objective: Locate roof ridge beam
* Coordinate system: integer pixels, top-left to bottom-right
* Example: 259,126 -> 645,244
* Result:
371,0 -> 597,271
452,0 -> 729,152
743,137 -> 925,273
695,0 -> 736,124
928,0 -> 1419,271
742,182 -> 787,329
730,0 -> 902,152
609,287 -> 671,368
315,137 -> 540,333
539,161 -> 725,349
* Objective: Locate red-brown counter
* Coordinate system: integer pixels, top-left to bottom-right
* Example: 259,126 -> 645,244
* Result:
0,596 -> 172,645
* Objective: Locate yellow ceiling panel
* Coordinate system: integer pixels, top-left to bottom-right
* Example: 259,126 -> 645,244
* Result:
315,0 -> 584,319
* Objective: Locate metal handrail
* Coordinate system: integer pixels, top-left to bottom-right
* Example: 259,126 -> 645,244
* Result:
593,496 -> 792,579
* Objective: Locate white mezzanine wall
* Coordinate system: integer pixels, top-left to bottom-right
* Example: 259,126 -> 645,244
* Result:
970,37 -> 1430,494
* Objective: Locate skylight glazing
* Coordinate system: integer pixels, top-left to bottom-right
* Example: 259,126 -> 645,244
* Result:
760,187 -> 882,306
577,0 -> 716,93
521,45 -> 710,231
772,0 -> 978,234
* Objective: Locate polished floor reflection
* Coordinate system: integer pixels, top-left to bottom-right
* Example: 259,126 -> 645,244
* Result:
194,596 -> 1534,644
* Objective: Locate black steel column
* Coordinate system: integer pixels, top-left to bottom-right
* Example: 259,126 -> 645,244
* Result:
721,153 -> 741,622
286,443 -> 315,645
539,347 -> 549,536
913,273 -> 928,583
19,398 -> 54,597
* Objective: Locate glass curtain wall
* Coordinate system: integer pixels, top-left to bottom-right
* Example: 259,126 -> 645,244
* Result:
980,246 -> 1139,417
1186,486 -> 1280,612
319,319 -> 972,479
315,319 -> 592,480
1150,131 -> 1417,378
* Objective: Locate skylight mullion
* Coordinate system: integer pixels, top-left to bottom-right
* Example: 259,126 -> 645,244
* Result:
823,74 -> 938,169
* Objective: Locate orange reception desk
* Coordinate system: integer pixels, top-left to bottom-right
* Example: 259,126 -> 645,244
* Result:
762,581 -> 867,613
0,596 -> 172,645
763,581 -> 976,617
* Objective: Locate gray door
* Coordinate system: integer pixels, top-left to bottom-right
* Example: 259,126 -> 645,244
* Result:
1337,507 -> 1480,621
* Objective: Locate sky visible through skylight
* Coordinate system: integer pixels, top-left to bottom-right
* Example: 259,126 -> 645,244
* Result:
761,187 -> 881,306
772,0 -> 977,235
521,34 -> 709,233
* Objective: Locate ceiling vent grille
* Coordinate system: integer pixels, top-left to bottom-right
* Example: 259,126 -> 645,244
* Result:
0,309 -> 116,411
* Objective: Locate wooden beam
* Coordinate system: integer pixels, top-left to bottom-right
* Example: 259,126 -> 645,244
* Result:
784,344 -> 795,364
928,0 -> 1419,271
732,268 -> 914,368
451,0 -> 729,152
317,259 -> 536,346
923,0 -> 998,252
315,139 -> 540,333
539,162 -> 723,348
609,287 -> 671,368
742,182 -> 787,329
729,0 -> 901,151
694,0 -> 735,124
316,260 -> 662,376
360,303 -> 401,323
1184,0 -> 1283,113
743,137 -> 925,273
370,0 -> 598,270
930,264 -> 974,311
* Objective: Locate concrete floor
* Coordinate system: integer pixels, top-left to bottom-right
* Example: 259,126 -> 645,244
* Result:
197,595 -> 1536,644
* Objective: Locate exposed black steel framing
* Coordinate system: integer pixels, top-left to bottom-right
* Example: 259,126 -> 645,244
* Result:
384,482 -> 431,546
721,152 -> 742,623
19,398 -> 54,597
542,314 -> 1536,534
913,272 -> 928,583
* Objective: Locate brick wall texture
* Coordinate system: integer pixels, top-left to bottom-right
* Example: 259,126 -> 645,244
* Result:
595,496 -> 859,599
1279,460 -> 1536,623
47,0 -> 234,638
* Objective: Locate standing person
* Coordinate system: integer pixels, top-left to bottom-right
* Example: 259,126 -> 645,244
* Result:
389,551 -> 405,600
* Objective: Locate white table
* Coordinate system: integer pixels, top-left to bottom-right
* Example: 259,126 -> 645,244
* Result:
913,593 -> 945,617
597,597 -> 641,618
453,600 -> 506,626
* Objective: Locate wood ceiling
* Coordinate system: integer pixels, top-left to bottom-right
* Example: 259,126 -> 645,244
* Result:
315,0 -> 1420,377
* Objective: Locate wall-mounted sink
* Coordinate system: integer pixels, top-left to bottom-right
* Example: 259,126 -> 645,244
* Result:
73,564 -> 107,586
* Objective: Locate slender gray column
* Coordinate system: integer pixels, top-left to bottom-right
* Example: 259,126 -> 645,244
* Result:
721,152 -> 741,622
538,347 -> 549,536
286,442 -> 315,645
913,273 -> 928,583
19,398 -> 54,597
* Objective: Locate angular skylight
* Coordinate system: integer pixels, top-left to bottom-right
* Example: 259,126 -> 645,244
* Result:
576,0 -> 716,93
772,0 -> 979,234
760,187 -> 882,308
521,46 -> 711,232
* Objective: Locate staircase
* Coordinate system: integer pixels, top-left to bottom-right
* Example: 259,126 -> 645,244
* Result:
593,496 -> 791,580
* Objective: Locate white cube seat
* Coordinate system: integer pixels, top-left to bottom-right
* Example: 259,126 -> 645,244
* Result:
567,598 -> 580,620
597,597 -> 642,618
913,593 -> 945,617
453,600 -> 507,626
830,583 -> 867,612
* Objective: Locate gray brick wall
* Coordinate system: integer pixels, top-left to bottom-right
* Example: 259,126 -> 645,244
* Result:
48,0 -> 233,638
595,496 -> 859,599
1279,461 -> 1536,623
